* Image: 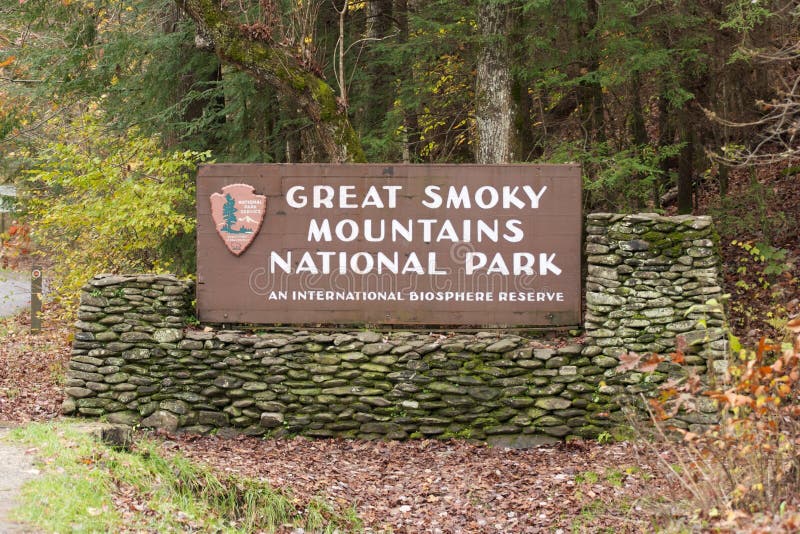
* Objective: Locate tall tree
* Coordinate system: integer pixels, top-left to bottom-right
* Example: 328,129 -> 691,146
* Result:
475,0 -> 517,163
176,0 -> 365,162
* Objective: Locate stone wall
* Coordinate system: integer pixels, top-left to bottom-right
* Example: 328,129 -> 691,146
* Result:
584,213 -> 726,359
63,214 -> 727,442
582,213 -> 727,431
64,273 -> 610,446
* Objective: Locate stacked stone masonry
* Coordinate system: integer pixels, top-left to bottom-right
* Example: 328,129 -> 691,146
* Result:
583,213 -> 727,431
64,214 -> 727,443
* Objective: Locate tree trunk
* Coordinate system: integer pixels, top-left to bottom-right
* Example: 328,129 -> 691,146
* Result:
677,106 -> 694,214
718,163 -> 729,197
363,0 -> 394,133
576,0 -> 605,144
395,0 -> 420,162
512,77 -> 533,160
629,72 -> 647,147
177,0 -> 365,162
475,0 -> 515,164
657,88 -> 677,201
160,3 -> 224,150
629,71 -> 651,208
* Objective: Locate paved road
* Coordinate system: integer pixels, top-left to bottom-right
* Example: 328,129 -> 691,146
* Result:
0,270 -> 29,318
0,428 -> 39,533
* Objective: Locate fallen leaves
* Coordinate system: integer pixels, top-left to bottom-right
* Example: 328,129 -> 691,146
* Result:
166,434 -> 679,533
0,309 -> 70,424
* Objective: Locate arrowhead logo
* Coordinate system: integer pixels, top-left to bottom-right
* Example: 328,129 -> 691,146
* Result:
210,183 -> 266,256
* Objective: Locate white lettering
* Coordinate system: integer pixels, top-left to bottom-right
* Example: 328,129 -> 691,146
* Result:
286,185 -> 307,208
446,186 -> 471,209
364,219 -> 385,242
422,185 -> 442,208
428,252 -> 446,274
503,219 -> 524,243
513,252 -> 535,275
270,251 -> 291,273
392,220 -> 413,242
523,185 -> 547,208
436,220 -> 459,242
466,252 -> 487,275
307,219 -> 332,241
476,219 -> 499,242
288,184 -> 406,209
421,185 -> 547,210
402,253 -> 424,274
296,252 -> 318,274
475,186 -> 499,209
313,185 -> 335,208
502,186 -> 525,209
539,252 -> 562,275
335,219 -> 359,241
383,185 -> 402,208
350,252 -> 373,274
340,185 -> 357,208
486,253 -> 510,275
376,252 -> 399,274
361,186 -> 384,208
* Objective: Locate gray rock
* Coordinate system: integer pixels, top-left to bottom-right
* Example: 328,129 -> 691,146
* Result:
120,331 -> 152,343
587,254 -> 623,266
362,342 -> 393,355
534,397 -> 571,410
485,338 -> 519,353
213,375 -> 243,389
356,331 -> 383,343
260,412 -> 284,428
65,387 -> 94,399
106,411 -> 140,426
585,243 -> 610,254
141,410 -> 179,432
619,239 -> 650,251
586,292 -> 626,306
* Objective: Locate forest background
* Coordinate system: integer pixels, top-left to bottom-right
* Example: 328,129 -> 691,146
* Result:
2,2 -> 800,531
1,0 -> 798,336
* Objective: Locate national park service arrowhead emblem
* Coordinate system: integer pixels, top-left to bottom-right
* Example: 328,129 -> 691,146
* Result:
210,184 -> 266,256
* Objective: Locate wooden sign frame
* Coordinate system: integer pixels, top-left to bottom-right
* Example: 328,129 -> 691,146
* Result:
197,164 -> 582,326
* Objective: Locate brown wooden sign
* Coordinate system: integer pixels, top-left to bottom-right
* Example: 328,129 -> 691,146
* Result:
197,164 -> 582,326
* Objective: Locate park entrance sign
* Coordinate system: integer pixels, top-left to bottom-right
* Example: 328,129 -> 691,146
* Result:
196,164 -> 581,326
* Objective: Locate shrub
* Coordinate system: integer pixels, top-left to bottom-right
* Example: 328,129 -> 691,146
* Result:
631,319 -> 800,529
22,112 -> 210,309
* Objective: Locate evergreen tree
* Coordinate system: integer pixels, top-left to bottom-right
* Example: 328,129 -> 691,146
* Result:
221,194 -> 237,233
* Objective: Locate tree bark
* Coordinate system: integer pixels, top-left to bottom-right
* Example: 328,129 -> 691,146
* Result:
475,0 -> 516,164
363,0 -> 394,133
395,0 -> 420,162
677,106 -> 695,214
177,0 -> 365,162
576,0 -> 605,144
629,71 -> 652,208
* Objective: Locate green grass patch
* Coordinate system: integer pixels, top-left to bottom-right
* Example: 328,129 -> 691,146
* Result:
574,470 -> 600,485
4,421 -> 362,533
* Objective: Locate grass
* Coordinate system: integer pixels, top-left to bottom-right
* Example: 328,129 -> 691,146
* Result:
574,470 -> 600,485
4,421 -> 363,533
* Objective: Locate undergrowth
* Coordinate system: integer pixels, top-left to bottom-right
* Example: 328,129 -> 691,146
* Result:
628,319 -> 800,531
4,422 -> 362,533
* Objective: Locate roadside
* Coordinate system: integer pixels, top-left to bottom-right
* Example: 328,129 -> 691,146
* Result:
0,290 -> 65,534
0,427 -> 39,533
0,269 -> 29,319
